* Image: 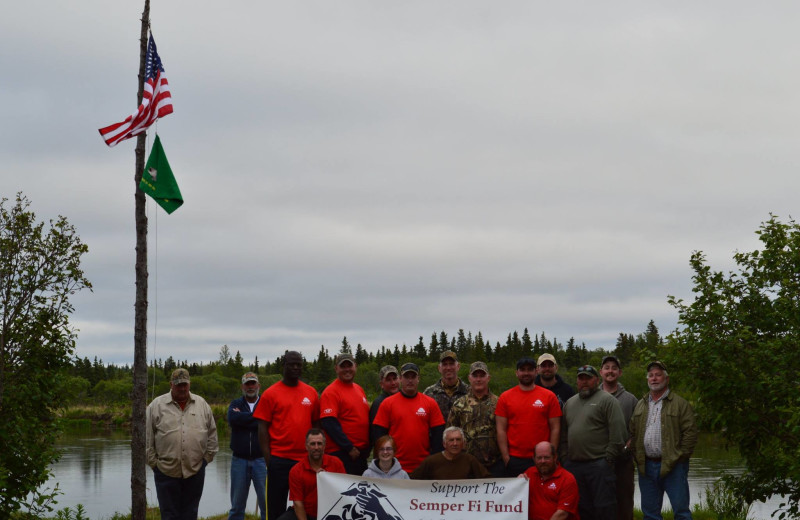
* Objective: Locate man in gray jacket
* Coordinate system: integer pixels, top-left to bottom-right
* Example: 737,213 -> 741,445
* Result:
600,355 -> 639,520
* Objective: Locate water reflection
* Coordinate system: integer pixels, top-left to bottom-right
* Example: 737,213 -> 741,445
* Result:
48,430 -> 779,519
49,430 -> 250,519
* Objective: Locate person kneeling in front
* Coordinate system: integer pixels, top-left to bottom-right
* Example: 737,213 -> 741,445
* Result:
278,429 -> 346,520
519,441 -> 579,520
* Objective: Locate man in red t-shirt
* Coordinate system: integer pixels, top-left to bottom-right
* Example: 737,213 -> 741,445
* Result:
254,351 -> 320,520
496,357 -> 562,476
520,442 -> 580,520
320,353 -> 370,475
372,362 -> 445,474
278,428 -> 345,520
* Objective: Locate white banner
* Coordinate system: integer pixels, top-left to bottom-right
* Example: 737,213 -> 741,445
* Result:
318,473 -> 528,520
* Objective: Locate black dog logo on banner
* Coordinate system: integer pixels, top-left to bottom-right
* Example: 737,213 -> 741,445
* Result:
321,481 -> 404,520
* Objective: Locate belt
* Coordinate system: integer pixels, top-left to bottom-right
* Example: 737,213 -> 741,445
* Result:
646,456 -> 662,462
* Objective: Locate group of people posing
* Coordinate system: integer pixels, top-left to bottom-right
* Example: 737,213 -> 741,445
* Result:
146,349 -> 698,520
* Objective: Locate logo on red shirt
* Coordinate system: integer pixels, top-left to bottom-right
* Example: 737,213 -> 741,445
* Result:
415,407 -> 427,417
302,397 -> 313,406
533,399 -> 545,408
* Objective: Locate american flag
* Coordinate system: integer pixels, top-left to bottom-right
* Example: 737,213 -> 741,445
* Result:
99,35 -> 173,147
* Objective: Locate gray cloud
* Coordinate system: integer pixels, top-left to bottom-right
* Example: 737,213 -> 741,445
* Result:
3,1 -> 798,365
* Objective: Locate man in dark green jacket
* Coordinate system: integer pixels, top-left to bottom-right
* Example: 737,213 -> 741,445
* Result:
630,361 -> 697,520
563,365 -> 627,520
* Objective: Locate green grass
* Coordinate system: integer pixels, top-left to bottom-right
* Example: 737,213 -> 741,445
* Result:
23,506 -> 262,520
31,504 -> 734,520
633,508 -> 719,520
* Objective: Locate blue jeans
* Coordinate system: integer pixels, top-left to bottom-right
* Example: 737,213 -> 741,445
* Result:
229,455 -> 267,520
638,459 -> 692,520
152,462 -> 206,520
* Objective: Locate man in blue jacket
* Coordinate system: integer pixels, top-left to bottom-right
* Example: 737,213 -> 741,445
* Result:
228,372 -> 266,520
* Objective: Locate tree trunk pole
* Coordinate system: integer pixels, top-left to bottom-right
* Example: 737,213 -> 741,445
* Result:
132,1 -> 151,519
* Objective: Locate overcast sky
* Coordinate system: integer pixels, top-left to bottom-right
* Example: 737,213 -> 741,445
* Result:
3,2 -> 797,366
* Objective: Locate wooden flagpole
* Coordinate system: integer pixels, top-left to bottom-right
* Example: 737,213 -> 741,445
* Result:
131,1 -> 151,518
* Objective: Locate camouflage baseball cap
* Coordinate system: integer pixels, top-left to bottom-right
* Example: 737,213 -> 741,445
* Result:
171,368 -> 190,384
335,353 -> 356,366
241,372 -> 259,384
439,350 -> 458,362
469,361 -> 489,375
379,365 -> 399,379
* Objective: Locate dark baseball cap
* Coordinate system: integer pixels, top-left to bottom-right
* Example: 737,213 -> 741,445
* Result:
400,362 -> 420,375
577,365 -> 599,377
647,360 -> 667,372
516,357 -> 537,369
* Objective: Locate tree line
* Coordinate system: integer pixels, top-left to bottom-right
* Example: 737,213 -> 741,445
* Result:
62,320 -> 667,405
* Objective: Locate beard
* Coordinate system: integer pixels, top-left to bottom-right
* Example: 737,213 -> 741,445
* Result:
579,386 -> 598,399
648,380 -> 667,393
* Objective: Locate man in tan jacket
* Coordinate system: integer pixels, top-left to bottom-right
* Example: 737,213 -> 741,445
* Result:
147,368 -> 218,520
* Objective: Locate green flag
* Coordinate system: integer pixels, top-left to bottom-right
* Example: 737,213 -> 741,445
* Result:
139,135 -> 183,214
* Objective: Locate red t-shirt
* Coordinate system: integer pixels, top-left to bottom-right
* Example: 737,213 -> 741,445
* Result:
289,454 -> 346,518
253,380 -> 320,460
320,379 -> 370,452
523,465 -> 580,520
495,386 -> 561,458
372,391 -> 445,473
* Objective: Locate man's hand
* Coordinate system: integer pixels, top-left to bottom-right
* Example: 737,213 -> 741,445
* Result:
349,447 -> 360,460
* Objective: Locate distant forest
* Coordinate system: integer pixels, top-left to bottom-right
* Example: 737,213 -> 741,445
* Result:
63,320 -> 666,405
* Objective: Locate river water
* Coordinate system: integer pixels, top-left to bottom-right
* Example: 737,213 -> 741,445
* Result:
46,430 -> 781,519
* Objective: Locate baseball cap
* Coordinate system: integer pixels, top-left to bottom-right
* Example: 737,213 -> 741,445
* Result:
516,357 -> 537,369
601,355 -> 621,368
537,353 -> 557,366
439,350 -> 458,362
400,362 -> 420,375
241,372 -> 259,384
469,361 -> 489,375
647,360 -> 667,372
171,368 -> 190,384
576,365 -> 599,377
379,365 -> 399,379
335,353 -> 355,366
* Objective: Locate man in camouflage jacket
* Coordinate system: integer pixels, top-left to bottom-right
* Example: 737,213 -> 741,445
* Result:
446,361 -> 503,477
424,350 -> 470,420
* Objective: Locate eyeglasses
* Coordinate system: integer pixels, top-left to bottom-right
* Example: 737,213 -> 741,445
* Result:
378,447 -> 395,452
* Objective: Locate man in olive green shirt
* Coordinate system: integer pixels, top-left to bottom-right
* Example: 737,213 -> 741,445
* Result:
563,365 -> 627,520
147,368 -> 218,520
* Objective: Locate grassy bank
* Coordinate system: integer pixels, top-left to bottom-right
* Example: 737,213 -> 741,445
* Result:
33,505 -> 740,520
59,403 -> 230,432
